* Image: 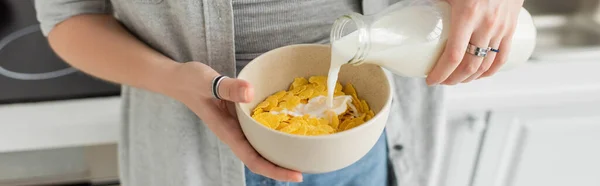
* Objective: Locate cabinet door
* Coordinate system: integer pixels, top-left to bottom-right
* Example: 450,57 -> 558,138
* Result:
440,111 -> 487,186
472,103 -> 600,186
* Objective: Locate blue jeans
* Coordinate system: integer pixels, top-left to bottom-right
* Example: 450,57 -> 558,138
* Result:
245,130 -> 389,186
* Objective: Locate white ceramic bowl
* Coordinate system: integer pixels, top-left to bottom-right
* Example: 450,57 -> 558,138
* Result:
235,44 -> 392,173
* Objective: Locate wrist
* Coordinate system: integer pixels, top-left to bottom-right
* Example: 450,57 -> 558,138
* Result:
158,61 -> 217,104
155,62 -> 188,102
140,59 -> 185,100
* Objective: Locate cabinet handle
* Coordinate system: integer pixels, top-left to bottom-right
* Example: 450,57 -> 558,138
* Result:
468,112 -> 492,186
494,119 -> 529,186
467,114 -> 485,133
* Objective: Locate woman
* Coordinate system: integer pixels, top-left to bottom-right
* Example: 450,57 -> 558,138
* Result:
35,0 -> 523,185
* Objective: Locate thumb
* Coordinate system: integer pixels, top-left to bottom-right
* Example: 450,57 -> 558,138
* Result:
217,77 -> 254,103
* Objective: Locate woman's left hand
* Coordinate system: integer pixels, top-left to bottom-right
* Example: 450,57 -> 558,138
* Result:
426,0 -> 525,85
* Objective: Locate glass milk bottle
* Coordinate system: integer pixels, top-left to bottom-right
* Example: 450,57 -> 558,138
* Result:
329,0 -> 537,77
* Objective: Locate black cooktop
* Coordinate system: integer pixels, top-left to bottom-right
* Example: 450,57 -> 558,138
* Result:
0,0 -> 120,104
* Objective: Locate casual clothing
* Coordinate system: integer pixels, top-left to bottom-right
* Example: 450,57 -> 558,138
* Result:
232,0 -> 362,72
245,131 -> 389,186
34,0 -> 447,186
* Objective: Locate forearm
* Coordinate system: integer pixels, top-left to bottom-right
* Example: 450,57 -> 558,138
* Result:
47,14 -> 181,97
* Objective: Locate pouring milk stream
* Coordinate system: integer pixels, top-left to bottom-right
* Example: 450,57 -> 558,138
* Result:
324,0 -> 537,109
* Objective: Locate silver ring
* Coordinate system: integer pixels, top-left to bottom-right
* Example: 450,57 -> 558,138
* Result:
466,43 -> 488,57
211,75 -> 228,100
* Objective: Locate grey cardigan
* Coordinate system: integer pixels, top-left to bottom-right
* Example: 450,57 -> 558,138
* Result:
35,1 -> 445,186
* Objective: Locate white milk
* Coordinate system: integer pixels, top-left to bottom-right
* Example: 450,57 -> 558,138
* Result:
272,95 -> 357,118
326,58 -> 344,108
326,1 -> 537,106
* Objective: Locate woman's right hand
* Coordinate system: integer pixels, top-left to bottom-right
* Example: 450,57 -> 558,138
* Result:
169,62 -> 303,182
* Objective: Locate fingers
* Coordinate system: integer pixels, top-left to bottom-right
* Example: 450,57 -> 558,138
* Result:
441,25 -> 492,85
426,7 -> 476,85
426,1 -> 524,85
231,124 -> 303,182
465,2 -> 511,82
442,1 -> 508,85
179,62 -> 254,103
463,35 -> 501,82
198,99 -> 303,182
217,77 -> 254,103
225,101 -> 239,119
244,151 -> 304,182
181,63 -> 297,181
480,33 -> 512,78
462,18 -> 504,82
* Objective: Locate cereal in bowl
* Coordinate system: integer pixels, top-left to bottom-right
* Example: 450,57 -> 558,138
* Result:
251,76 -> 374,136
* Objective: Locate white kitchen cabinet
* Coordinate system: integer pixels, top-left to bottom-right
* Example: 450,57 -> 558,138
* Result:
471,102 -> 600,186
439,111 -> 487,186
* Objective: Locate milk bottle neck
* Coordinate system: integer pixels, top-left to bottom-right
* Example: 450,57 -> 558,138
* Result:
330,1 -> 449,67
330,12 -> 371,66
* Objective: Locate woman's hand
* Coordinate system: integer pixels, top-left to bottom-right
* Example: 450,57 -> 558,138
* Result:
426,0 -> 524,85
170,62 -> 303,182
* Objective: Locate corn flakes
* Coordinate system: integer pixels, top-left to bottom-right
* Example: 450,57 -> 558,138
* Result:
251,75 -> 375,136
291,77 -> 309,90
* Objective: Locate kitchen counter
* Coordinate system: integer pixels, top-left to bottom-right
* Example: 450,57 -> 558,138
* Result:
1,60 -> 599,153
445,60 -> 600,113
0,97 -> 120,153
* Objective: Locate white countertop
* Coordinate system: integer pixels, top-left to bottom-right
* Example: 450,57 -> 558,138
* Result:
0,97 -> 120,153
445,60 -> 600,112
1,60 -> 599,153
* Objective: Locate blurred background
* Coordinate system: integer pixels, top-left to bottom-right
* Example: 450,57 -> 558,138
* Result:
0,0 -> 599,186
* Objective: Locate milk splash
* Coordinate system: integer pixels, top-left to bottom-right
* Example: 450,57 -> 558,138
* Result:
271,95 -> 358,118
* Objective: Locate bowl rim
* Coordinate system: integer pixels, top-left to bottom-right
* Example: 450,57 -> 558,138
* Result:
235,44 -> 393,140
